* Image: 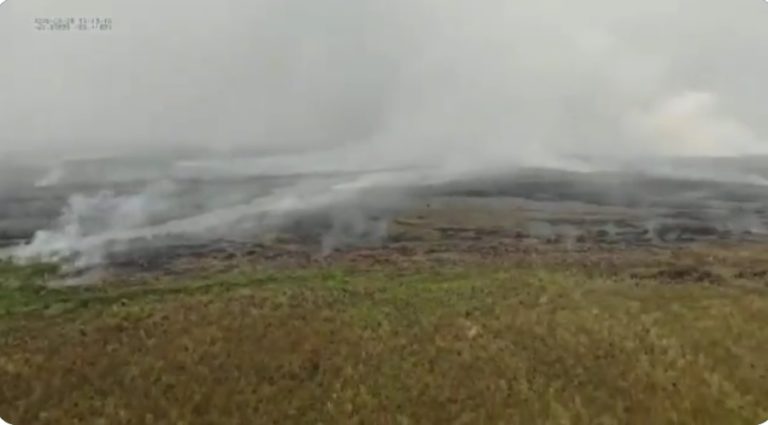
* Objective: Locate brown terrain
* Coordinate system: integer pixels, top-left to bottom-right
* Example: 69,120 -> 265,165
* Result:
1,161 -> 768,424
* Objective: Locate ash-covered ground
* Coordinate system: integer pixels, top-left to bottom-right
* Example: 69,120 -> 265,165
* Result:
3,154 -> 768,277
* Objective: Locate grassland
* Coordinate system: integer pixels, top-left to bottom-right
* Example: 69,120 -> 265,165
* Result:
1,245 -> 768,425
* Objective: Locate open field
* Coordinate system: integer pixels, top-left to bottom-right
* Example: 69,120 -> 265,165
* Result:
2,241 -> 768,424
4,0 -> 768,421
2,160 -> 768,423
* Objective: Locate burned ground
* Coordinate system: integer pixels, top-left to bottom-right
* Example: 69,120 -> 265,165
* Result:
2,160 -> 768,424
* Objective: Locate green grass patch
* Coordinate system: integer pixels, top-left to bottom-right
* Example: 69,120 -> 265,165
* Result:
1,262 -> 768,424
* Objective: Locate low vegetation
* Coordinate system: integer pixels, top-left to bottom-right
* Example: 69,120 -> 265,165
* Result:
1,249 -> 768,424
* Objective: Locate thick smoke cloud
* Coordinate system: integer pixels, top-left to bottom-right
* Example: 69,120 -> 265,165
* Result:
2,0 -> 768,265
2,0 -> 767,161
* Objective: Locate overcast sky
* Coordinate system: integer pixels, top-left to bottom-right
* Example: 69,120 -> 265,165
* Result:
2,0 -> 768,164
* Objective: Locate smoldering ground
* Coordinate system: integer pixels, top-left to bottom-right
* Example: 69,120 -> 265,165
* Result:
2,0 -> 768,269
4,156 -> 768,274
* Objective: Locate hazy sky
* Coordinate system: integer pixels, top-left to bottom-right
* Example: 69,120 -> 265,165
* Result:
2,0 -> 768,163
5,0 -> 768,265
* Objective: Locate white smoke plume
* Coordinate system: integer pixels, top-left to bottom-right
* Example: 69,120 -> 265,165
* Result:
628,91 -> 765,157
12,167 -> 447,266
2,0 -> 768,265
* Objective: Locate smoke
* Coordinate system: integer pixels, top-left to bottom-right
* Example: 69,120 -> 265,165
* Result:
3,0 -> 767,159
3,0 -> 768,265
12,167 -> 441,266
628,91 -> 765,157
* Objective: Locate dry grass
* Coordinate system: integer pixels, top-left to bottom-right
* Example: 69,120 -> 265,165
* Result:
1,253 -> 768,424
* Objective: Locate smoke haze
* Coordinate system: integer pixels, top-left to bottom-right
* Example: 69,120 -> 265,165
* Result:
3,0 -> 768,160
2,0 -> 768,265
